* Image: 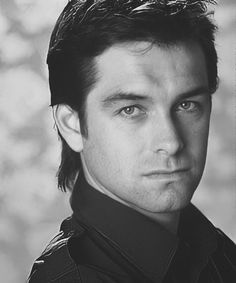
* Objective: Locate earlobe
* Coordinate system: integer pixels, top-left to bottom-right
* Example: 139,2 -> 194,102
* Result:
53,104 -> 83,152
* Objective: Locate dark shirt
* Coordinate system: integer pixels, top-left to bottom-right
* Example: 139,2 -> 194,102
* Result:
28,174 -> 236,282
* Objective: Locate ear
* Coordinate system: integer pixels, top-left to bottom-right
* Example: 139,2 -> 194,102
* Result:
53,104 -> 83,152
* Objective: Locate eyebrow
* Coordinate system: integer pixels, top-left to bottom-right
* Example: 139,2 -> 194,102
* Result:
101,92 -> 150,108
101,86 -> 210,108
176,86 -> 210,101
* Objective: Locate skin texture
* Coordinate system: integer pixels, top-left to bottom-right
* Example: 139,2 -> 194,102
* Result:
58,41 -> 212,230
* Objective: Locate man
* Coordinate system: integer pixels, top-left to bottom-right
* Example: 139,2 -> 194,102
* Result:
28,0 -> 236,282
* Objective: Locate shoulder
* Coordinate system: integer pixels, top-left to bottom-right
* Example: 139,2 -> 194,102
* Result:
214,228 -> 236,263
207,228 -> 236,281
27,217 -> 84,283
185,205 -> 236,277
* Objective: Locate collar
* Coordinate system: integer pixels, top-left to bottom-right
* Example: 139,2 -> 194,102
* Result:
71,173 -> 217,282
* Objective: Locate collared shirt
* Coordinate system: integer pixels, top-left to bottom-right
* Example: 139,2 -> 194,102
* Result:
70,173 -> 218,282
28,173 -> 236,283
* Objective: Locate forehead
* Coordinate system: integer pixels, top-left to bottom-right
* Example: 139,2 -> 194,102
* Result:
89,41 -> 208,101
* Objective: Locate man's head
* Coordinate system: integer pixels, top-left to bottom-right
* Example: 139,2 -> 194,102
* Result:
48,0 -> 218,212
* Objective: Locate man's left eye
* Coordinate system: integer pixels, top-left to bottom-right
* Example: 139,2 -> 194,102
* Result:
177,101 -> 199,111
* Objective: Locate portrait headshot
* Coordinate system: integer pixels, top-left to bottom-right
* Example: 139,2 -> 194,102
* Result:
0,0 -> 235,282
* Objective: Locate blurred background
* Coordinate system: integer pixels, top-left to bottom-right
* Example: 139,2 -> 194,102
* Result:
0,0 -> 235,282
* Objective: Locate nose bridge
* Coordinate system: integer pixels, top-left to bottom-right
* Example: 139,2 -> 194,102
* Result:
150,110 -> 184,155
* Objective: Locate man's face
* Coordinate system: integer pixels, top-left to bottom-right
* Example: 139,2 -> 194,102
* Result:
80,41 -> 211,213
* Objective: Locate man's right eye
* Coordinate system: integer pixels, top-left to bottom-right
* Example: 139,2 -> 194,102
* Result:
118,105 -> 146,119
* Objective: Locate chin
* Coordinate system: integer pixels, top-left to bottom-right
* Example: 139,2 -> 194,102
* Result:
137,188 -> 195,214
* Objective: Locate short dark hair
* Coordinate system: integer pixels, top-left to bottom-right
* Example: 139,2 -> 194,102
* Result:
47,0 -> 218,191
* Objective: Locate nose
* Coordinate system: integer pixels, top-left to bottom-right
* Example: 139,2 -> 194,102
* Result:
150,113 -> 184,156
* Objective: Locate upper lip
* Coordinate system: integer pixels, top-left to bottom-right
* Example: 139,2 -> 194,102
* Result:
143,168 -> 189,175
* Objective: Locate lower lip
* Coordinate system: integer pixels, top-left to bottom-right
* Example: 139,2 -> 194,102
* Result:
143,171 -> 188,180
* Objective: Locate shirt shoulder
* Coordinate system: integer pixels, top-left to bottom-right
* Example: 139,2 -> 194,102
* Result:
206,228 -> 236,282
27,217 -> 84,283
214,228 -> 236,264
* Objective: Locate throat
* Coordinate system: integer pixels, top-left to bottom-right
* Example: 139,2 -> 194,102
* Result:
133,207 -> 180,235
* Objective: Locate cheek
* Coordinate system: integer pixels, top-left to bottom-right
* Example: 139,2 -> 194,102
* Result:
186,119 -> 210,168
83,124 -> 138,174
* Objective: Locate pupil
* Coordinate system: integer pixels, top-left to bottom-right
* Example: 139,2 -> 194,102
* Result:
125,107 -> 133,114
182,102 -> 189,108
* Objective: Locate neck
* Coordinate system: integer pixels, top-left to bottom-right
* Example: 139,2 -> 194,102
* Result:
133,206 -> 180,235
81,159 -> 180,235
